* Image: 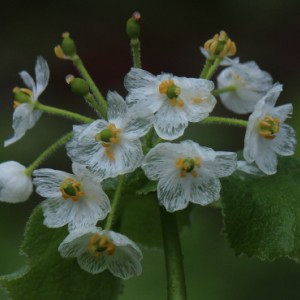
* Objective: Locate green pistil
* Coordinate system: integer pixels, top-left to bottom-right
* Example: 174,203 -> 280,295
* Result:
167,85 -> 181,99
183,158 -> 195,172
95,128 -> 113,142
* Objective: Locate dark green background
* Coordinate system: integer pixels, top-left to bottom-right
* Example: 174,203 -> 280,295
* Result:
1,0 -> 300,299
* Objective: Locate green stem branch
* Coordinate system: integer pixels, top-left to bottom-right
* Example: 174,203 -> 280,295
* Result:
35,102 -> 93,123
72,56 -> 107,118
25,132 -> 73,176
160,207 -> 187,300
199,58 -> 213,78
201,116 -> 248,127
130,38 -> 142,68
212,85 -> 236,96
105,175 -> 125,230
205,57 -> 222,80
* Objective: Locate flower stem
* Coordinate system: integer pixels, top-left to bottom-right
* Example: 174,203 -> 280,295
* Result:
212,85 -> 236,96
35,102 -> 93,123
25,132 -> 73,176
84,93 -> 103,117
199,58 -> 213,78
72,56 -> 107,118
201,116 -> 248,127
160,207 -> 187,300
105,175 -> 125,230
130,38 -> 142,68
205,57 -> 222,80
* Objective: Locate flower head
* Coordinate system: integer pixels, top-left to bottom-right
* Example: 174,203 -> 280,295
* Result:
217,61 -> 273,114
0,161 -> 33,203
33,163 -> 110,231
243,84 -> 296,175
59,227 -> 143,279
66,91 -> 152,180
5,56 -> 49,147
125,68 -> 216,140
142,140 -> 237,212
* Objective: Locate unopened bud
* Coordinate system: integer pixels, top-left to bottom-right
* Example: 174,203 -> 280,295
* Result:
126,12 -> 141,39
66,75 -> 89,97
61,32 -> 77,57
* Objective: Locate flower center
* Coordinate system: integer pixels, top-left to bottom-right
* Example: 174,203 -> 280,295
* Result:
258,115 -> 280,140
60,177 -> 84,202
159,80 -> 184,108
95,123 -> 122,160
88,234 -> 116,257
176,156 -> 202,178
12,87 -> 33,109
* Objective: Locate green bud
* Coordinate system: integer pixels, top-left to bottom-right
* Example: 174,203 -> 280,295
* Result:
126,12 -> 141,39
14,91 -> 31,103
95,129 -> 113,143
70,78 -> 90,97
61,32 -> 77,57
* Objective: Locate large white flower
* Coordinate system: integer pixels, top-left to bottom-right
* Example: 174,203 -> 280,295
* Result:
5,56 -> 49,147
243,84 -> 296,175
125,68 -> 216,140
142,140 -> 237,212
0,161 -> 33,203
59,227 -> 143,280
217,61 -> 273,114
33,163 -> 110,231
66,91 -> 152,180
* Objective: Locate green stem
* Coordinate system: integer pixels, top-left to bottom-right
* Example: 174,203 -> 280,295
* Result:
84,93 -> 104,116
130,38 -> 142,68
199,58 -> 213,78
72,56 -> 107,118
35,102 -> 93,123
205,57 -> 222,80
25,132 -> 73,176
160,207 -> 187,300
201,116 -> 248,127
105,175 -> 125,230
212,85 -> 236,96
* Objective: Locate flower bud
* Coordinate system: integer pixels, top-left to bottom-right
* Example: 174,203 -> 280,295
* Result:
61,32 -> 77,57
66,75 -> 90,97
126,12 -> 141,39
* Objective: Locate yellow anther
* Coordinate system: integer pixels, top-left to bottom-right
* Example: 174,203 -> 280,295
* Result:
54,45 -> 66,59
194,156 -> 202,167
258,115 -> 280,140
13,101 -> 20,109
105,148 -> 115,161
19,88 -> 33,96
88,234 -> 116,257
176,156 -> 201,177
99,236 -> 108,247
192,97 -> 203,104
169,98 -> 184,108
65,74 -> 75,84
60,177 -> 85,202
191,170 -> 198,178
159,80 -> 175,94
106,242 -> 116,256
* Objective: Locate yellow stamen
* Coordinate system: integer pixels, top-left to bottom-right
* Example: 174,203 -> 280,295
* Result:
176,156 -> 202,178
19,88 -> 33,96
106,242 -> 116,256
54,45 -> 66,59
13,101 -> 20,109
192,97 -> 203,104
105,148 -> 115,160
159,80 -> 175,94
88,234 -> 116,257
258,115 -> 280,140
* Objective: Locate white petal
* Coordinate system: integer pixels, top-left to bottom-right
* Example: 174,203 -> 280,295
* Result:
107,91 -> 127,124
272,124 -> 296,156
199,47 -> 239,66
175,76 -> 214,93
124,67 -> 157,91
272,103 -> 293,123
0,161 -> 33,203
213,152 -> 237,177
33,168 -> 72,198
236,161 -> 265,176
19,71 -> 36,95
78,252 -> 107,274
34,56 -> 49,99
4,104 -> 42,147
256,83 -> 282,112
154,101 -> 188,140
255,139 -> 278,175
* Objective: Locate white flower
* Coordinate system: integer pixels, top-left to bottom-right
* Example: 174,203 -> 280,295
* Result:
0,161 -> 33,203
4,56 -> 49,147
200,47 -> 239,66
125,68 -> 216,140
59,227 -> 143,279
141,140 -> 237,212
243,84 -> 296,175
217,61 -> 273,114
66,91 -> 152,180
33,163 -> 110,231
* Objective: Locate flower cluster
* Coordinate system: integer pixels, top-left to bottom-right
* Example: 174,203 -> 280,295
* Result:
0,25 -> 297,283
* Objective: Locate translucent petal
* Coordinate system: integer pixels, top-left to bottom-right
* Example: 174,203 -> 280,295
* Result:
175,76 -> 214,93
34,56 -> 50,99
272,124 -> 296,156
272,103 -> 293,123
19,71 -> 36,96
4,104 -> 42,147
78,252 -> 107,274
107,91 -> 127,124
255,139 -> 278,175
154,101 -> 188,140
213,152 -> 237,177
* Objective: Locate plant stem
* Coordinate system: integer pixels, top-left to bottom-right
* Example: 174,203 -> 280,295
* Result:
212,85 -> 236,96
160,207 -> 187,300
25,132 -> 73,176
84,93 -> 103,117
199,58 -> 213,78
130,38 -> 142,68
72,56 -> 107,118
205,57 -> 222,80
35,102 -> 93,123
105,175 -> 125,230
201,116 -> 248,127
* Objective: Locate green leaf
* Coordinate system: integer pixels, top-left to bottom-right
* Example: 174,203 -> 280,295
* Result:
221,156 -> 300,260
119,193 -> 192,249
136,180 -> 157,195
0,207 -> 121,300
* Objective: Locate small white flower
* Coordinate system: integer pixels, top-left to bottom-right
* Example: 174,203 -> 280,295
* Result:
217,61 -> 273,114
5,56 -> 49,147
243,84 -> 296,175
66,91 -> 152,180
125,68 -> 217,140
33,163 -> 111,231
59,227 -> 143,280
200,47 -> 239,66
0,161 -> 33,203
142,140 -> 237,212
